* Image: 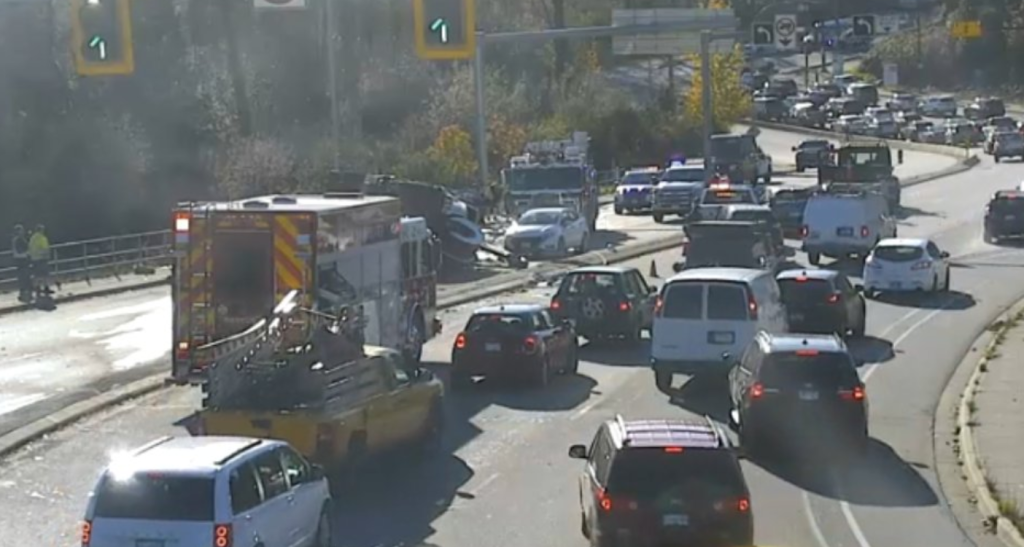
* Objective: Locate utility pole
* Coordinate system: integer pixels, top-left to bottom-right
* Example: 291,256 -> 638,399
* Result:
220,0 -> 252,136
701,31 -> 714,184
324,0 -> 341,171
552,0 -> 567,78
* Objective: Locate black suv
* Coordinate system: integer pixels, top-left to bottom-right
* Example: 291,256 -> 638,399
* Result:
727,332 -> 869,458
550,266 -> 656,343
776,269 -> 866,338
984,190 -> 1024,243
569,416 -> 754,547
792,139 -> 832,172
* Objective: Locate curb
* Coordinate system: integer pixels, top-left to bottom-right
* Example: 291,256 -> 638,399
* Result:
955,303 -> 1024,547
0,277 -> 171,318
0,231 -> 684,460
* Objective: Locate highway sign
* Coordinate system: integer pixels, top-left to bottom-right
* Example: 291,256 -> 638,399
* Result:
853,15 -> 875,36
774,14 -> 797,49
951,20 -> 982,38
254,0 -> 306,9
753,23 -> 773,45
883,62 -> 898,86
612,8 -> 736,55
877,13 -> 900,34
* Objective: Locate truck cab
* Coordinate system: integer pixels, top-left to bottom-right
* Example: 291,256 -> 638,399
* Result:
709,134 -> 773,185
818,143 -> 903,210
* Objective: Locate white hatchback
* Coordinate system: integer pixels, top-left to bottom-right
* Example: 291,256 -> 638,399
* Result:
863,238 -> 951,296
503,207 -> 589,256
82,436 -> 332,547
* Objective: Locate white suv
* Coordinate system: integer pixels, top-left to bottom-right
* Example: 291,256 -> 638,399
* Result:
82,436 -> 332,547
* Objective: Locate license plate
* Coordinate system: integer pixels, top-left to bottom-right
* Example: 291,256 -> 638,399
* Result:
799,390 -> 820,401
1006,215 -> 1017,220
790,312 -> 805,322
837,227 -> 854,236
708,331 -> 735,344
485,342 -> 501,352
136,541 -> 164,547
662,514 -> 689,527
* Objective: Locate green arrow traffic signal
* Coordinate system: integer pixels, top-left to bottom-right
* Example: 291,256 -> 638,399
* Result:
430,18 -> 449,43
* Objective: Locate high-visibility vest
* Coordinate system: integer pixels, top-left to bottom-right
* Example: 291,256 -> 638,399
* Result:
28,233 -> 50,261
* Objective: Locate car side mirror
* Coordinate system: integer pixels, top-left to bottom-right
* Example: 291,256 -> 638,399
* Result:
672,262 -> 684,273
568,444 -> 588,459
310,463 -> 326,481
854,283 -> 864,292
791,146 -> 797,151
940,251 -> 950,258
415,368 -> 435,382
648,285 -> 659,294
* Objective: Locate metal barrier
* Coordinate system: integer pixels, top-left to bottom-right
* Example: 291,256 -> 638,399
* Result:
0,230 -> 174,291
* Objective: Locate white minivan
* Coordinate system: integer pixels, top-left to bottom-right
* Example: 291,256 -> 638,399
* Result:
651,268 -> 788,391
801,191 -> 897,266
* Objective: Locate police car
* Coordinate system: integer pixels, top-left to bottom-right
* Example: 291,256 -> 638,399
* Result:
614,166 -> 660,214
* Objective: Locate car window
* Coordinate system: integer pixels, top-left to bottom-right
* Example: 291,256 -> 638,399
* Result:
253,450 -> 289,500
629,271 -> 650,294
539,310 -> 556,329
606,448 -> 745,502
662,168 -> 704,182
728,210 -> 773,223
533,311 -> 553,330
561,273 -> 621,295
518,210 -> 563,225
759,352 -> 859,389
92,474 -> 215,522
230,462 -> 263,514
873,245 -> 924,262
707,283 -> 750,321
622,172 -> 657,185
621,272 -> 644,296
279,447 -> 311,488
926,242 -> 943,257
661,282 -> 703,319
777,278 -> 833,301
835,275 -> 855,294
466,313 -> 533,333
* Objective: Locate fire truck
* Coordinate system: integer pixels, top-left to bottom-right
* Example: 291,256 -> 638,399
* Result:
501,132 -> 600,230
170,192 -> 441,384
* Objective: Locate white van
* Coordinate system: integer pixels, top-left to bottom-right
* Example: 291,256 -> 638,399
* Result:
801,191 -> 897,266
651,267 -> 788,390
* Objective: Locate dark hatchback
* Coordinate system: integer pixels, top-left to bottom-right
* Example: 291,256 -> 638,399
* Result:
550,266 -> 656,342
984,190 -> 1024,243
776,269 -> 866,338
450,304 -> 578,388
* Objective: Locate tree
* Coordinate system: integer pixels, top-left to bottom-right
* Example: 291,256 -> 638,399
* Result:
427,125 -> 477,187
682,49 -> 751,135
488,115 -> 528,175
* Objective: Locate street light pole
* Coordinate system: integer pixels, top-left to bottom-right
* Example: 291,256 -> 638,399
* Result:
325,0 -> 340,171
701,30 -> 714,184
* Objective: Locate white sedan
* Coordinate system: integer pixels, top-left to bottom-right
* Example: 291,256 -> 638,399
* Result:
502,207 -> 590,257
863,237 -> 951,296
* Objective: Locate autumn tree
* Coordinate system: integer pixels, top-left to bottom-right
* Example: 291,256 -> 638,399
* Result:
427,125 -> 477,187
682,48 -> 752,137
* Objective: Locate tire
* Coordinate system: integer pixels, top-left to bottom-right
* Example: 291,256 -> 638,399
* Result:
796,164 -> 805,173
614,205 -> 624,215
557,238 -> 567,256
624,320 -> 643,344
575,233 -> 589,256
654,369 -> 672,392
984,228 -> 995,244
581,511 -> 590,539
852,304 -> 866,337
565,344 -> 579,375
943,269 -> 951,292
314,508 -> 332,547
653,213 -> 665,223
808,252 -> 821,266
535,358 -> 550,388
763,169 -> 772,184
995,155 -> 1001,163
932,275 -> 940,293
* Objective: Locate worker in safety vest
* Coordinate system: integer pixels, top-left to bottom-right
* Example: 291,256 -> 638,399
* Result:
28,224 -> 52,298
10,224 -> 32,303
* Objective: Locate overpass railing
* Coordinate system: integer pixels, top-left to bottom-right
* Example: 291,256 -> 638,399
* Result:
0,230 -> 174,292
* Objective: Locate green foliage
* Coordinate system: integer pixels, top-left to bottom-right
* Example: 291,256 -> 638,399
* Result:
683,49 -> 752,133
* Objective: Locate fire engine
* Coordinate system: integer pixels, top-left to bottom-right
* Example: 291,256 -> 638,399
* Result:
170,192 -> 441,384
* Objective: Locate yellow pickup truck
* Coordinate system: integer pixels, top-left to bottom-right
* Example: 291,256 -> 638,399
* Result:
197,345 -> 444,474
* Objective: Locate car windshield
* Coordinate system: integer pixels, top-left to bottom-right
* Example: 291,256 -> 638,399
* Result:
873,245 -> 925,262
760,352 -> 859,390
560,272 -> 621,295
518,211 -> 563,225
606,448 -> 745,502
710,137 -> 745,160
662,168 -> 704,182
800,141 -> 828,150
621,172 -> 657,185
92,474 -> 215,522
703,189 -> 754,205
505,166 -> 584,191
465,313 -> 533,333
778,278 -> 834,301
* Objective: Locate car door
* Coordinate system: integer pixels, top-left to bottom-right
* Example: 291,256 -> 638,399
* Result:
583,429 -> 613,527
925,240 -> 950,281
229,461 -> 269,547
379,353 -> 428,445
834,274 -> 861,324
628,270 -> 656,327
278,446 -> 324,547
533,309 -> 565,365
250,450 -> 295,547
567,210 -> 587,246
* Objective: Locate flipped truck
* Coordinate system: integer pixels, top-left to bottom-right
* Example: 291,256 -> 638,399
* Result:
818,142 -> 903,210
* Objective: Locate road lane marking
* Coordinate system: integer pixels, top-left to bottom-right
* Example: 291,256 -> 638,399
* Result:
836,475 -> 873,547
802,490 -> 832,547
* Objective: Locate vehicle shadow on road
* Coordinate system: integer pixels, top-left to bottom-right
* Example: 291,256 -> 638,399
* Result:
869,290 -> 976,310
896,205 -> 940,221
665,373 -> 732,426
588,230 -> 634,251
847,335 -> 895,366
751,438 -> 938,507
431,362 -> 600,413
579,339 -> 652,367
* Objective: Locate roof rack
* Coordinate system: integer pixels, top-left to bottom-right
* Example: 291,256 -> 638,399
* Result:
702,414 -> 728,447
215,439 -> 264,466
132,436 -> 174,456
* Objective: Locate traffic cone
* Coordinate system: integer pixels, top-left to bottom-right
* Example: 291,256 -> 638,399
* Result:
649,259 -> 659,278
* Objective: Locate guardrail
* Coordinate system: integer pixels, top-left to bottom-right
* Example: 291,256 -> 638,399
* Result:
0,230 -> 173,292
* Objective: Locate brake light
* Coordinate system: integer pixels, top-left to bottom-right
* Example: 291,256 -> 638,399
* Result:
598,488 -> 638,511
454,333 -> 467,349
523,335 -> 538,353
664,446 -> 684,453
795,275 -> 807,282
747,297 -> 758,319
800,225 -> 809,238
81,521 -> 92,546
826,293 -> 840,304
654,296 -> 664,315
860,225 -> 869,238
738,497 -> 751,512
750,382 -> 764,399
840,385 -> 866,401
619,301 -> 631,312
550,300 -> 561,311
175,341 -> 190,360
214,524 -> 232,547
174,213 -> 190,233
713,497 -> 751,512
911,260 -> 932,270
796,349 -> 819,356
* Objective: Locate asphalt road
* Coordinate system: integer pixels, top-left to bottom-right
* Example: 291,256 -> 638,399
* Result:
0,148 -> 1017,547
0,128 -> 951,442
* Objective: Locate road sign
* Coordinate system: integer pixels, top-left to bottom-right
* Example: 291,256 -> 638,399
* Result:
883,62 -> 898,87
877,13 -> 900,34
774,14 -> 796,49
612,9 -> 736,55
951,20 -> 982,38
752,23 -> 773,45
254,0 -> 306,9
853,15 -> 875,36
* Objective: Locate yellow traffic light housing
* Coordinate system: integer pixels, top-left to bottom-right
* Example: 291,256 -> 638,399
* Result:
70,0 -> 135,76
413,0 -> 476,60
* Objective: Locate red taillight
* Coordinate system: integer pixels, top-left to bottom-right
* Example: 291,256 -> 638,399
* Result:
840,385 -> 866,401
860,225 -> 869,238
214,524 -> 232,547
796,349 -> 819,356
714,498 -> 751,512
747,297 -> 758,319
523,335 -> 538,353
598,488 -> 637,512
738,498 -> 751,512
750,382 -> 764,399
826,293 -> 840,304
799,225 -> 809,238
598,489 -> 613,511
175,341 -> 190,360
81,521 -> 92,546
454,333 -> 467,349
911,260 -> 932,270
550,300 -> 561,311
619,301 -> 631,312
664,446 -> 684,453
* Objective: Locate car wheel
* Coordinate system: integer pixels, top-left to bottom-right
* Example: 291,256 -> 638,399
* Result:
614,205 -> 624,215
566,344 -> 579,374
314,508 -> 332,547
797,164 -> 805,173
557,238 -> 567,256
653,213 -> 665,223
984,229 -> 995,244
536,358 -> 550,388
996,155 -> 1001,163
853,304 -> 867,337
580,510 -> 590,539
418,403 -> 445,457
654,369 -> 672,392
943,269 -> 951,292
932,274 -> 940,293
575,233 -> 589,256
808,252 -> 821,266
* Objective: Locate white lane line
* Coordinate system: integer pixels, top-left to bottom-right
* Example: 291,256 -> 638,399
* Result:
474,472 -> 501,493
836,473 -> 873,547
570,398 -> 602,420
802,490 -> 832,547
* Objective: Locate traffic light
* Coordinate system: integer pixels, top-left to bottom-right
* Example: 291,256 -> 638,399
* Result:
70,0 -> 134,76
413,0 -> 476,60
